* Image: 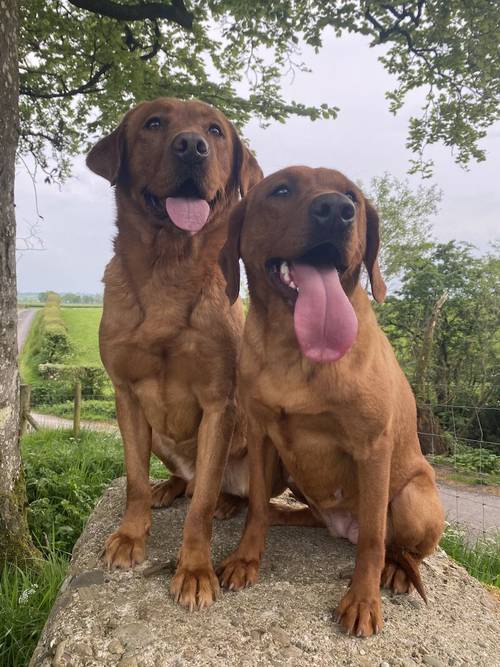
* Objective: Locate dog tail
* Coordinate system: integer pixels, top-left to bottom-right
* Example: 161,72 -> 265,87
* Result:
385,545 -> 427,603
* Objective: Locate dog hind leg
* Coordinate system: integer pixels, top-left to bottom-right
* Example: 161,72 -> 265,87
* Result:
383,471 -> 444,597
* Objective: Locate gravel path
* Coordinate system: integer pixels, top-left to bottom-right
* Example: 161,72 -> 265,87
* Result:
17,307 -> 37,351
31,412 -> 118,434
438,483 -> 500,538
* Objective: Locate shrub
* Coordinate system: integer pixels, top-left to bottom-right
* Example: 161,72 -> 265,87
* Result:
22,430 -> 125,553
37,364 -> 108,399
431,448 -> 499,475
30,382 -> 73,406
38,293 -> 72,364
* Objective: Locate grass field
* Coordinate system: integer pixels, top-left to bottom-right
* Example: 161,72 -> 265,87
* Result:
60,307 -> 103,367
19,306 -> 104,383
19,310 -> 43,385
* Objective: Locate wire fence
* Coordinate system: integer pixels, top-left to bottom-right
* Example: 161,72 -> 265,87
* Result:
417,403 -> 499,585
25,388 -> 500,582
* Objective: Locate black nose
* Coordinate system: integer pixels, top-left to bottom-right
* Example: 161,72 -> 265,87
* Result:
172,132 -> 209,164
309,193 -> 356,229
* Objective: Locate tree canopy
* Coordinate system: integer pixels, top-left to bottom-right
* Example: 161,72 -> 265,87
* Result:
19,0 -> 500,180
366,173 -> 441,283
378,241 -> 500,420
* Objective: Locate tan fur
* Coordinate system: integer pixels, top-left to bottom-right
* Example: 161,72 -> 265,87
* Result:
218,166 -> 444,636
87,98 -> 264,611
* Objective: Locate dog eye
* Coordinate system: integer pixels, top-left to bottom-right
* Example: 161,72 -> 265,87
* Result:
208,124 -> 223,137
271,184 -> 290,197
345,191 -> 357,203
144,117 -> 162,130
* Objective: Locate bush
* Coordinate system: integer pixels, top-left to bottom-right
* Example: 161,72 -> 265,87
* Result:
22,430 -> 125,553
38,293 -> 72,364
37,364 -> 107,398
21,429 -> 168,554
431,448 -> 499,475
30,382 -> 73,406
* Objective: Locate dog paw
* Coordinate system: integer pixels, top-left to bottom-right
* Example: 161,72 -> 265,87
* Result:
170,562 -> 220,611
214,493 -> 246,520
217,554 -> 260,591
150,478 -> 185,509
381,562 -> 412,594
334,588 -> 383,637
104,530 -> 146,569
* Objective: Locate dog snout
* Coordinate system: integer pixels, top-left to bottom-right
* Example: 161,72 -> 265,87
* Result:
172,132 -> 209,164
309,193 -> 355,230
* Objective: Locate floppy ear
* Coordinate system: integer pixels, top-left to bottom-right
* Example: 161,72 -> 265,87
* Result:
86,122 -> 127,186
230,125 -> 263,196
238,146 -> 263,196
364,200 -> 387,303
219,199 -> 247,304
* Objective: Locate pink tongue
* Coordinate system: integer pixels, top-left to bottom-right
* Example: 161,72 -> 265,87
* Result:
165,197 -> 210,234
292,263 -> 358,363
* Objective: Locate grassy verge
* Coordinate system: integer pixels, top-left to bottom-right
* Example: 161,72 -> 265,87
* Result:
18,310 -> 43,385
0,430 -> 167,667
440,524 -> 500,588
0,551 -> 68,667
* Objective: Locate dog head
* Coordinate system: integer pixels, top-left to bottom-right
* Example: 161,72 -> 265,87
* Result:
220,166 -> 386,362
87,97 -> 262,235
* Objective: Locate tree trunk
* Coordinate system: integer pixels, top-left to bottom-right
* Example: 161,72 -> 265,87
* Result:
415,291 -> 449,455
0,0 -> 38,565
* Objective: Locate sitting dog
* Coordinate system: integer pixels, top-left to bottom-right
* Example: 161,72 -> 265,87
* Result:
87,97 -> 263,610
218,166 -> 444,636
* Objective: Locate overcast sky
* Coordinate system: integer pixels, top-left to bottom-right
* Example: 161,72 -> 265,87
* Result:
16,32 -> 500,294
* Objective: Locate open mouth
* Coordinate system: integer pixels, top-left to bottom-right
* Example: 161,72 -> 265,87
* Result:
266,242 -> 346,305
265,241 -> 357,364
144,179 -> 217,234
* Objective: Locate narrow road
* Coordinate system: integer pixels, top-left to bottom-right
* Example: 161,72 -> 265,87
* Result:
31,412 -> 118,434
17,307 -> 37,351
438,483 -> 500,539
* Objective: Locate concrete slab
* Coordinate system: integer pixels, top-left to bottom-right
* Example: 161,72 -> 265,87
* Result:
30,479 -> 499,667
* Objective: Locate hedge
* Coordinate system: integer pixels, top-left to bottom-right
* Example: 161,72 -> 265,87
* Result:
38,293 -> 72,363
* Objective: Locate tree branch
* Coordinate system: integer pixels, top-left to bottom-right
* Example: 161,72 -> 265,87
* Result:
67,0 -> 193,30
20,63 -> 111,99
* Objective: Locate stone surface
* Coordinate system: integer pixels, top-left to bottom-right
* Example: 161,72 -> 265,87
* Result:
31,478 -> 500,667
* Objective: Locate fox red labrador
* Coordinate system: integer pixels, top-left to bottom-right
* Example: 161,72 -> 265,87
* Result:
218,166 -> 444,636
87,97 -> 263,610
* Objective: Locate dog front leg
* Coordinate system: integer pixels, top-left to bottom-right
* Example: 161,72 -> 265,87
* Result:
217,422 -> 278,591
170,399 -> 236,610
335,437 -> 391,637
105,386 -> 152,568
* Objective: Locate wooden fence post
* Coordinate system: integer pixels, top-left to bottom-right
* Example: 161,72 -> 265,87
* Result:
73,380 -> 82,437
20,384 -> 31,435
